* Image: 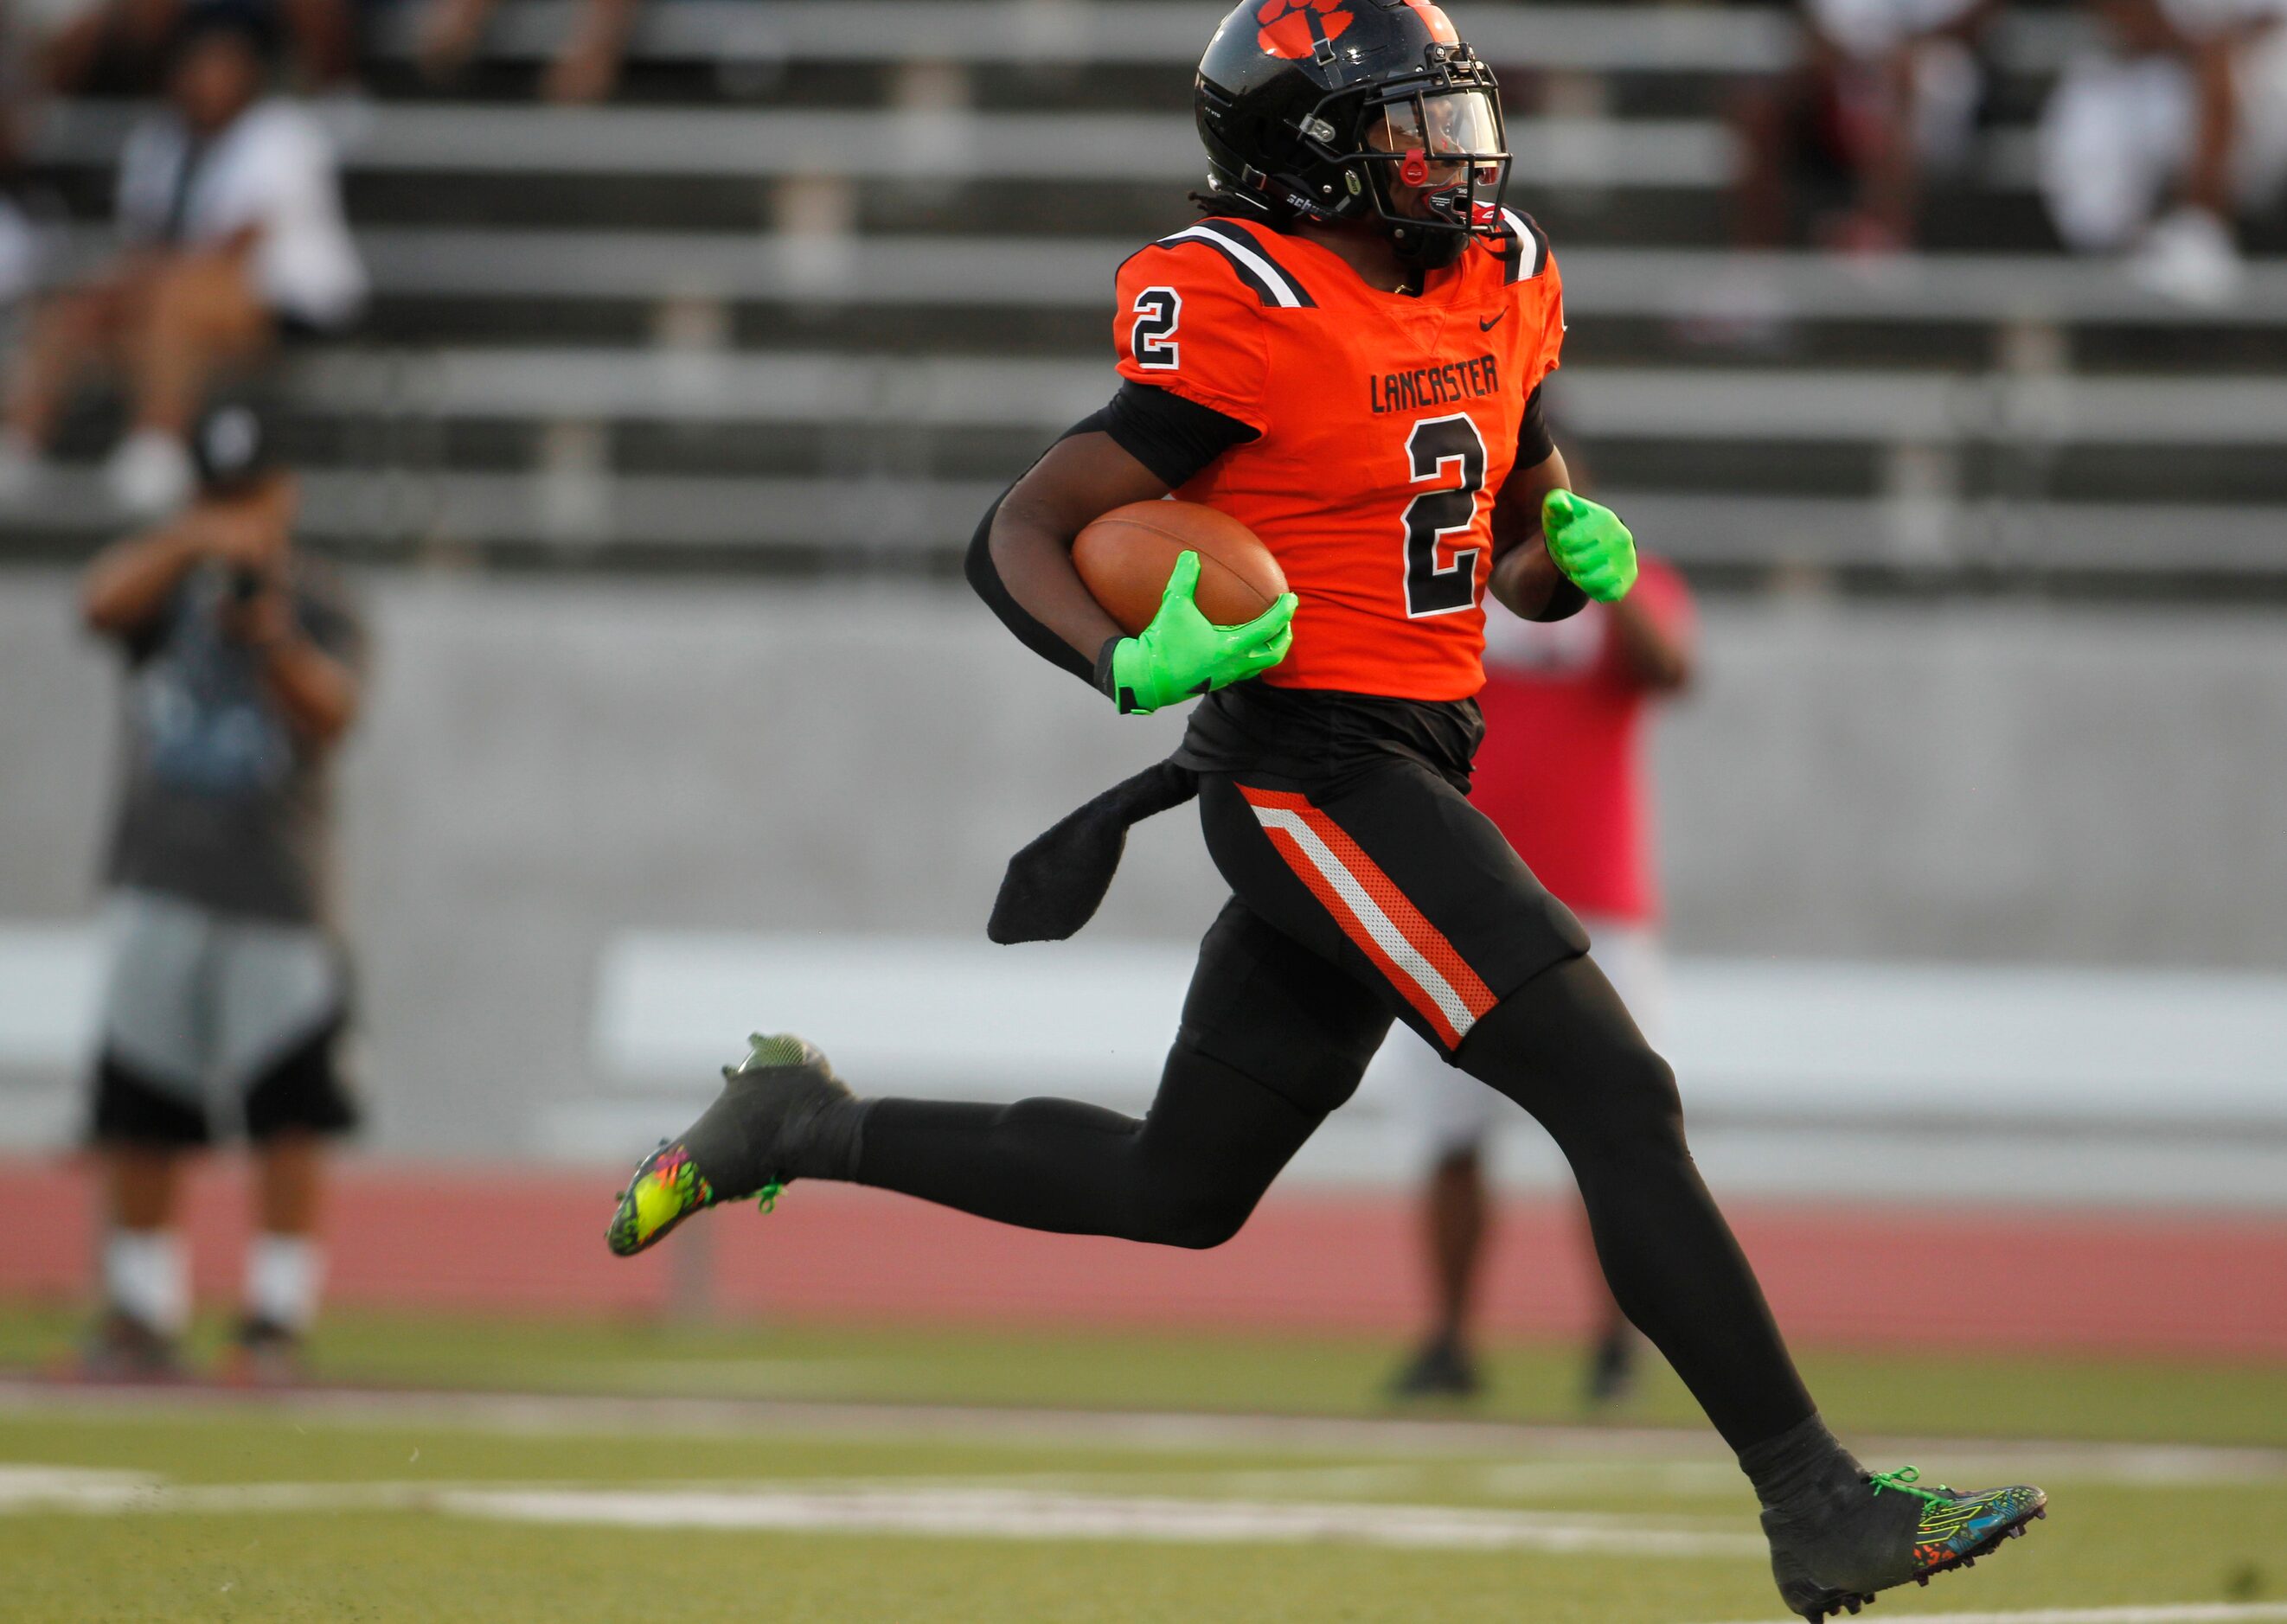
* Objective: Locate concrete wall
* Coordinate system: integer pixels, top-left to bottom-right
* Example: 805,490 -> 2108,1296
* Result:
4,572 -> 2285,1156
1661,596 -> 2287,965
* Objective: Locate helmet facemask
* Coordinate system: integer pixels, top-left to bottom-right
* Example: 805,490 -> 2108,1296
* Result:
1354,84 -> 1509,268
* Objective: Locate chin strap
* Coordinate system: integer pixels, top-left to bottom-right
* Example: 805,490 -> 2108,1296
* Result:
1390,223 -> 1470,270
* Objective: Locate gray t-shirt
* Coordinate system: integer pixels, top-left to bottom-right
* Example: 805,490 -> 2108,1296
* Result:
104,559 -> 365,925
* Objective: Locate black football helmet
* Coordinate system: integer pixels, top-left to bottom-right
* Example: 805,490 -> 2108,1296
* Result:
1195,0 -> 1509,268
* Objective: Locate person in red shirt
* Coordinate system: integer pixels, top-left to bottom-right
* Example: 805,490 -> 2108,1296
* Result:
1386,553 -> 1696,1405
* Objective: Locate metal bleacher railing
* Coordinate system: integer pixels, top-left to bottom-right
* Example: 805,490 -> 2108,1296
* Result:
354,0 -> 2088,78
36,101 -> 1734,188
368,0 -> 1810,74
10,1 -> 2285,585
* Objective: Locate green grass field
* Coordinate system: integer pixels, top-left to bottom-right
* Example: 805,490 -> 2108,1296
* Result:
3,1307 -> 2284,1623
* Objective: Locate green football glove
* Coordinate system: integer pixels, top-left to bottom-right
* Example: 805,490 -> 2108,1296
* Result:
1106,550 -> 1297,716
1541,489 -> 1638,603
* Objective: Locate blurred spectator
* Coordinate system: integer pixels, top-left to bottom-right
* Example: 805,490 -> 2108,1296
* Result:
0,0 -> 41,311
76,400 -> 365,1383
2040,0 -> 2287,306
1385,555 -> 1697,1406
22,0 -> 178,96
0,2 -> 365,515
35,0 -> 355,97
1735,0 -> 2002,253
417,0 -> 642,102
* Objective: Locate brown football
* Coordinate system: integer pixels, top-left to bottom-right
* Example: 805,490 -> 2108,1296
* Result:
1072,500 -> 1288,635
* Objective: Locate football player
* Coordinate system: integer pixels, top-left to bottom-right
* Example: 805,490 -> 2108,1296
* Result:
607,3 -> 2043,1614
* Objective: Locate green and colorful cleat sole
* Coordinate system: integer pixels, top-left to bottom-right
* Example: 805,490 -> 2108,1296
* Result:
605,1032 -> 850,1259
1799,1474 -> 2050,1621
605,1141 -> 716,1258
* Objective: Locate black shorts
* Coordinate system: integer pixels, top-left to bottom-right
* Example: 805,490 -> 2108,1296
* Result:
89,1019 -> 360,1148
1194,758 -> 1588,1060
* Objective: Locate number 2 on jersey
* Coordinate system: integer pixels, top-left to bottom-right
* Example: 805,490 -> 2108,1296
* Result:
1131,287 -> 1181,369
1401,414 -> 1488,618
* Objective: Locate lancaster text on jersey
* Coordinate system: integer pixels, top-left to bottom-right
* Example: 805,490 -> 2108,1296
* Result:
1368,354 -> 1502,415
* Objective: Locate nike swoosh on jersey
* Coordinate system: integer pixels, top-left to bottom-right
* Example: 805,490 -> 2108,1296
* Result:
1479,310 -> 1507,331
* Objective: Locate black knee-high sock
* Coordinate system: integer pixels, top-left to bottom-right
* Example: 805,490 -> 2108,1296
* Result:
1455,955 -> 1817,1454
853,1045 -> 1322,1249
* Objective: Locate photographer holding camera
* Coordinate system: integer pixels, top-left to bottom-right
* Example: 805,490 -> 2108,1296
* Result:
76,398 -> 364,1381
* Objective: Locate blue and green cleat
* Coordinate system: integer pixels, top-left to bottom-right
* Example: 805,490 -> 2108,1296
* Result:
1768,1466 -> 2048,1621
1886,1467 -> 2047,1583
605,1033 -> 859,1258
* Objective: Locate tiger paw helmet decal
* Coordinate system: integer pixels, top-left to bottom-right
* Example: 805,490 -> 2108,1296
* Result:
1256,0 -> 1352,60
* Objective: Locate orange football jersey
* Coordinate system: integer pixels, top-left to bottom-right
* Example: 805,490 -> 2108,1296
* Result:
1113,212 -> 1564,701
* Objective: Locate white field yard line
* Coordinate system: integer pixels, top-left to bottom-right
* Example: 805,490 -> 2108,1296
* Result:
3,1380 -> 2283,1485
866,1461 -> 1752,1506
0,1458 -> 1749,1525
0,1465 -> 157,1498
1695,1608 -> 2287,1624
439,1485 -> 1771,1556
0,1461 -> 1629,1514
0,1472 -> 1765,1556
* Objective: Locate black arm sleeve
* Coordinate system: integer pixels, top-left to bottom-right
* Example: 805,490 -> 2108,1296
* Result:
1516,383 -> 1553,470
964,385 -> 1257,694
965,476 -> 1102,689
1508,384 -> 1586,622
1100,380 -> 1259,489
1533,576 -> 1588,623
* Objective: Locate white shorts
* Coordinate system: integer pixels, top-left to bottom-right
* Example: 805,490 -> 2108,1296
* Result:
2040,37 -> 2287,250
1389,917 -> 1667,1166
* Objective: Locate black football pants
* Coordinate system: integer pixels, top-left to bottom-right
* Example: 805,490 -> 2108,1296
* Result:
855,760 -> 1816,1453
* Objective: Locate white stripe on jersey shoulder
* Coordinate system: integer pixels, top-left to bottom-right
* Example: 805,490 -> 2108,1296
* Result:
1155,221 -> 1313,310
1501,209 -> 1544,281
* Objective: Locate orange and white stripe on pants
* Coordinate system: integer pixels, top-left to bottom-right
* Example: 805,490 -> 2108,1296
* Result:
1237,785 -> 1498,1048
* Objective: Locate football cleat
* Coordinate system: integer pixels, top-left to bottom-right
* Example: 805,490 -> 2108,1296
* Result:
605,1033 -> 859,1257
605,1138 -> 722,1257
216,1315 -> 308,1389
1386,1335 -> 1483,1401
69,1309 -> 184,1385
1769,1467 -> 2048,1623
1582,1322 -> 1638,1410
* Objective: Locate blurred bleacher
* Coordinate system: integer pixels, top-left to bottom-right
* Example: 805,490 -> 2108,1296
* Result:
9,0 -> 2287,587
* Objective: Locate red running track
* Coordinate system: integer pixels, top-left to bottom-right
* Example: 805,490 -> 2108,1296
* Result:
9,1156 -> 2287,1358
